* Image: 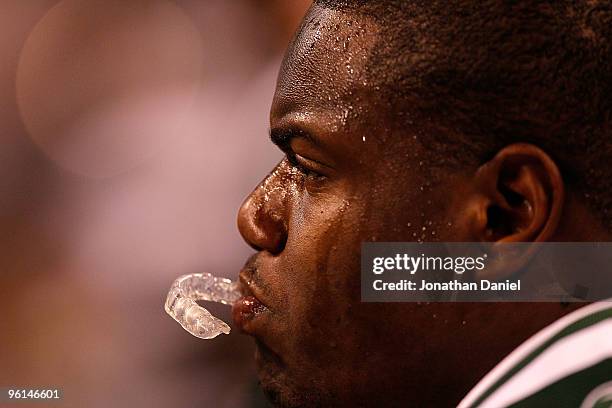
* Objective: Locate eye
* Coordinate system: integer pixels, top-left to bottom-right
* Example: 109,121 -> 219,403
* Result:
286,152 -> 327,181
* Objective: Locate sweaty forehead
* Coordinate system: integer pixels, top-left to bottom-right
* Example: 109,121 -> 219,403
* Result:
271,5 -> 380,134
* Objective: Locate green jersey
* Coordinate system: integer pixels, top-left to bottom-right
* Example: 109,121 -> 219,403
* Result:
459,301 -> 612,408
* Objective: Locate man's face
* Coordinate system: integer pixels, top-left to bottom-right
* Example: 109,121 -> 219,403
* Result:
235,5 -> 469,407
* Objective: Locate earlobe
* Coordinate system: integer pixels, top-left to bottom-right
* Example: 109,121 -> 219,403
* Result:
469,143 -> 565,243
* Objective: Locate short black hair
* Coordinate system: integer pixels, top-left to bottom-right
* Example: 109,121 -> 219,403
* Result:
315,0 -> 612,229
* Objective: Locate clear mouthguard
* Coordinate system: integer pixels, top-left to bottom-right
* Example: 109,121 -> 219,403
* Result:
164,273 -> 241,340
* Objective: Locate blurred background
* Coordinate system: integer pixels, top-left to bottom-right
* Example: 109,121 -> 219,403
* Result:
0,1 -> 311,406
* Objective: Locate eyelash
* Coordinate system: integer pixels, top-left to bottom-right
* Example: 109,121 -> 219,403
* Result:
286,153 -> 326,181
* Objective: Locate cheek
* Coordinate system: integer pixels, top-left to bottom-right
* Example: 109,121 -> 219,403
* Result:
286,191 -> 360,303
279,189 -> 366,358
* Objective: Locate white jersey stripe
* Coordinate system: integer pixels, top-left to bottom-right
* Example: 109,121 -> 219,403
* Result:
459,301 -> 612,408
480,319 -> 612,408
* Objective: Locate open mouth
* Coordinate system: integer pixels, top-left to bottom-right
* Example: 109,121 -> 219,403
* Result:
232,253 -> 289,372
232,255 -> 271,332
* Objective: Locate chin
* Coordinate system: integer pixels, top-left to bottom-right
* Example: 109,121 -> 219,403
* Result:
259,381 -> 326,408
257,368 -> 305,408
255,342 -> 296,407
255,342 -> 326,408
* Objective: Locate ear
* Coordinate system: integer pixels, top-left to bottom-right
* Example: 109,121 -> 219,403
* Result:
464,143 -> 565,243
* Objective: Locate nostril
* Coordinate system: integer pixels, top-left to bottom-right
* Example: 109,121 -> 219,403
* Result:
262,220 -> 287,254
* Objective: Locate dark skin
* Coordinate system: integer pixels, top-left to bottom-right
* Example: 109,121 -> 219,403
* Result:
235,5 -> 611,407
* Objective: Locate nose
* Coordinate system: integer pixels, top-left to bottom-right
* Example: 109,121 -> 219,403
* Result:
237,164 -> 289,254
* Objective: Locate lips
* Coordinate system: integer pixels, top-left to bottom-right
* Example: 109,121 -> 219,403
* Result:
232,255 -> 270,332
232,296 -> 267,328
233,255 -> 286,369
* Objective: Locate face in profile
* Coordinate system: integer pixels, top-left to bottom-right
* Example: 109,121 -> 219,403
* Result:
234,6 -> 460,406
233,2 -> 588,407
